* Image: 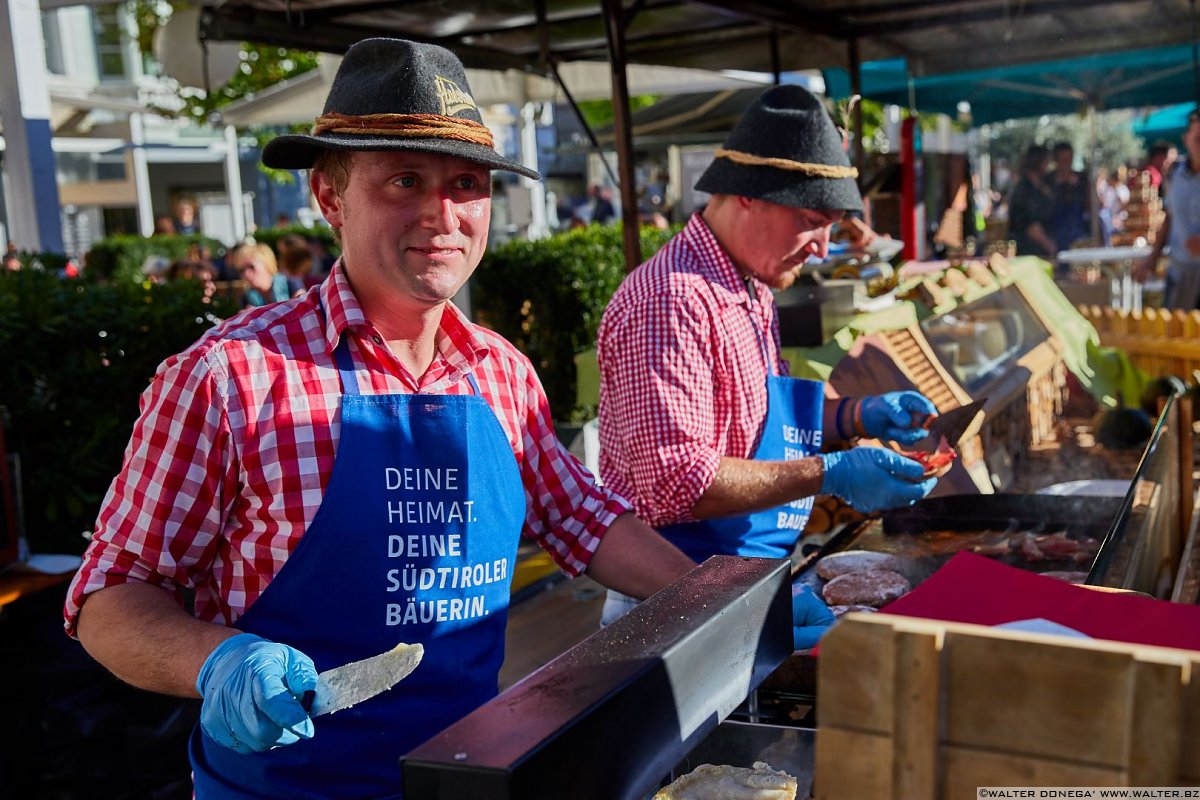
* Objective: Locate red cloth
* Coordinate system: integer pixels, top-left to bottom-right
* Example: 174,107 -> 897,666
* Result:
597,213 -> 789,526
881,551 -> 1200,652
66,260 -> 630,635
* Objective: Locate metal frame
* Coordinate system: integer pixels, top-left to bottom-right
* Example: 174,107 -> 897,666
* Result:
402,555 -> 793,799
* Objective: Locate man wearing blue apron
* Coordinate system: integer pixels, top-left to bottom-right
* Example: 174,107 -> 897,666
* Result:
66,39 -> 698,799
597,85 -> 940,642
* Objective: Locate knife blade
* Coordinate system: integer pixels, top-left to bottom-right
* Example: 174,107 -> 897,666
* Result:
909,399 -> 987,453
303,642 -> 424,717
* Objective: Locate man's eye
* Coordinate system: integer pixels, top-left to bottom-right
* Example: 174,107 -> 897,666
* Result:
395,176 -> 416,188
457,176 -> 479,190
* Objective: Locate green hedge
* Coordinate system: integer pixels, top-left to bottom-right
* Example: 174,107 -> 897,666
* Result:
86,234 -> 226,284
84,226 -> 340,284
0,270 -> 232,556
252,224 -> 341,258
472,223 -> 678,421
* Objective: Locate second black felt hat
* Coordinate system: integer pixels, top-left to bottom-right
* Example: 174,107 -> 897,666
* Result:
695,85 -> 861,212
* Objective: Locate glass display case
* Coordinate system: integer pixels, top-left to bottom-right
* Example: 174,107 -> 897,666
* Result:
920,284 -> 1051,396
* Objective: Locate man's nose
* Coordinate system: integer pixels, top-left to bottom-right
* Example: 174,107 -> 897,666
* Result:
810,226 -> 832,259
420,190 -> 458,233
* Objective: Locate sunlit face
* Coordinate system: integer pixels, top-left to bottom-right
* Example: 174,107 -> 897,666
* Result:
726,197 -> 841,288
238,258 -> 275,293
312,150 -> 491,311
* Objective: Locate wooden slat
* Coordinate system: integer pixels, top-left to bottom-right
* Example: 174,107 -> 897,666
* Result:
942,633 -> 1134,767
1128,658 -> 1185,784
942,747 -> 1125,795
814,728 -> 892,800
817,613 -> 895,733
892,629 -> 941,799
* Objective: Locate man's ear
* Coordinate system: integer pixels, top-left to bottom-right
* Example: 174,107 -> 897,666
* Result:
311,170 -> 343,228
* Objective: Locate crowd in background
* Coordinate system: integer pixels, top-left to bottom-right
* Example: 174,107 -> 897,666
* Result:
994,139 -> 1178,266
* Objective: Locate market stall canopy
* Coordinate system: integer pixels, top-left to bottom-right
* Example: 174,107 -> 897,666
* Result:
219,55 -> 769,127
197,0 -> 1200,77
823,43 -> 1200,125
1133,102 -> 1195,145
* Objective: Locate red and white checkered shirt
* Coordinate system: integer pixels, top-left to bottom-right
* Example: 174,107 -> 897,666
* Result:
65,260 -> 629,636
597,212 -> 788,527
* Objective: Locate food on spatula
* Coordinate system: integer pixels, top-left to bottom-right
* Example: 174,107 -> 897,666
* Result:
654,761 -> 797,800
900,435 -> 958,478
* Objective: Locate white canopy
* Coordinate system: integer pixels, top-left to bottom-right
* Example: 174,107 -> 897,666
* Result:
219,55 -> 768,127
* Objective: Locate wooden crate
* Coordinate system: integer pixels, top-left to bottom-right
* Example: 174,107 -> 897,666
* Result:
1079,305 -> 1200,379
815,614 -> 1200,798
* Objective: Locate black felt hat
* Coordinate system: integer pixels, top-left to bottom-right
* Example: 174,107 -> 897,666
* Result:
262,38 -> 539,179
695,85 -> 861,212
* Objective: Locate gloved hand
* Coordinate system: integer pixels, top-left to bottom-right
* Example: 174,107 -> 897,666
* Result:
196,632 -> 319,754
792,583 -> 836,650
820,447 -> 936,513
860,391 -> 937,445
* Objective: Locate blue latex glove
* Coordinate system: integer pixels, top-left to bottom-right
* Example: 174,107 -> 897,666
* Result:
820,447 -> 937,513
860,391 -> 937,445
792,583 -> 836,650
196,632 -> 319,754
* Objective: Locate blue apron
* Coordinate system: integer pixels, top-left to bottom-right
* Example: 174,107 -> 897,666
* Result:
658,305 -> 824,561
189,332 -> 526,799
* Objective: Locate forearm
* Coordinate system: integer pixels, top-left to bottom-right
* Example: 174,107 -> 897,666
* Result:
76,582 -> 238,698
691,455 -> 824,520
585,513 -> 696,599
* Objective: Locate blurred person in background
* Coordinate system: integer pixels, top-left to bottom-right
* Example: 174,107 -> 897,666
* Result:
1007,144 -> 1057,260
3,253 -> 21,272
154,215 -> 177,236
1048,142 -> 1091,255
277,233 -> 319,294
1136,110 -> 1200,308
236,242 -> 291,307
174,199 -> 200,235
1096,168 -> 1129,247
168,259 -> 218,302
1132,141 -> 1176,194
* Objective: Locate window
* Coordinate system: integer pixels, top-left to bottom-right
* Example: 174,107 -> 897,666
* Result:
92,4 -> 128,80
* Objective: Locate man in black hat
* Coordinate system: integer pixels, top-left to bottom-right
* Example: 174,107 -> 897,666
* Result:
596,85 -> 940,626
66,38 -> 696,798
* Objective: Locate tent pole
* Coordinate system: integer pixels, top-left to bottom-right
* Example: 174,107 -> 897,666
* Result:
848,37 -> 865,190
1088,103 -> 1101,246
602,0 -> 642,273
769,29 -> 781,85
547,63 -> 620,189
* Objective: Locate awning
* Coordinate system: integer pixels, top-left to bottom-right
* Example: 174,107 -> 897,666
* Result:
823,44 -> 1200,125
197,0 -> 1200,78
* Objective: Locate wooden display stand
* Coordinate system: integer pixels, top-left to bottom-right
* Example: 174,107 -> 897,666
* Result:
1078,305 -> 1200,379
815,613 -> 1200,797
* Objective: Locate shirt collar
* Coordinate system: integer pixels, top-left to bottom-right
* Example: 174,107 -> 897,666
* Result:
682,212 -> 768,309
318,258 -> 490,375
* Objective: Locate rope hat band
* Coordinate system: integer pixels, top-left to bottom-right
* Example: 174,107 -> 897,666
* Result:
312,112 -> 495,148
713,147 -> 858,180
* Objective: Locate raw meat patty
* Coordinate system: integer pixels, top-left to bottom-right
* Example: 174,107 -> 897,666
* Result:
821,569 -> 911,607
816,550 -> 902,581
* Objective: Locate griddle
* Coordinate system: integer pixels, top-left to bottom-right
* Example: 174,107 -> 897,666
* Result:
758,492 -> 1125,710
